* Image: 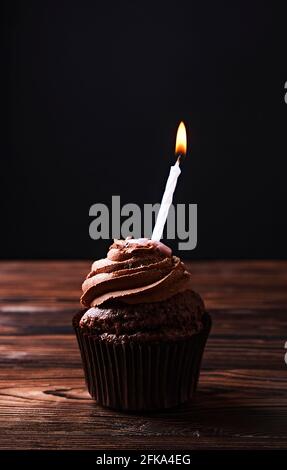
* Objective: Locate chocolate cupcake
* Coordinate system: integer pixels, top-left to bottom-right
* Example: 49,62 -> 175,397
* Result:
73,238 -> 211,411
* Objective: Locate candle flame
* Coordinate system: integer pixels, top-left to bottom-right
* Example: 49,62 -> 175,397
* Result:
175,121 -> 187,156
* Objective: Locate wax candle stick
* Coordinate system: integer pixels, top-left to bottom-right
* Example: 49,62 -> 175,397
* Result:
152,122 -> 187,241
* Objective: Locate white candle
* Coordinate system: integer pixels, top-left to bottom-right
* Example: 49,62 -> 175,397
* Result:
152,122 -> 187,241
152,161 -> 181,241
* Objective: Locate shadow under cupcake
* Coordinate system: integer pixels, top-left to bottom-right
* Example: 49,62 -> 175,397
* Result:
73,238 -> 211,412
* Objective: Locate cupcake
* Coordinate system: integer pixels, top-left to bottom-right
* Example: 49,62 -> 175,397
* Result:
73,238 -> 211,411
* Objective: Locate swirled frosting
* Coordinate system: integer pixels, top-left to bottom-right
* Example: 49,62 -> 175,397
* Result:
80,238 -> 193,307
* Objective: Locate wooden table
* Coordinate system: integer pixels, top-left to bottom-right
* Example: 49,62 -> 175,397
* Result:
0,261 -> 286,450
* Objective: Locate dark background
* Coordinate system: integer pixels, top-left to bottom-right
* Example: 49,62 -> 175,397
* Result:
2,1 -> 286,259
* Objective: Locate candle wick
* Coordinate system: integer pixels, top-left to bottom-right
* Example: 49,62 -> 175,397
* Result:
176,154 -> 184,165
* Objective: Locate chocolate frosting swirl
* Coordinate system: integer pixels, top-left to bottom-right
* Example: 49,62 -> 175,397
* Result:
80,238 -> 193,307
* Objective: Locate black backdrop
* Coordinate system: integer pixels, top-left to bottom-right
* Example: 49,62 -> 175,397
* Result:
2,1 -> 287,259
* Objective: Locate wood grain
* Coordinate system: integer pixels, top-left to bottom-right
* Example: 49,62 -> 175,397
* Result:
0,260 -> 286,449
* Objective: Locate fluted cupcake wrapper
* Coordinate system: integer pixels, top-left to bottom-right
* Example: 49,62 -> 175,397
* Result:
73,312 -> 211,411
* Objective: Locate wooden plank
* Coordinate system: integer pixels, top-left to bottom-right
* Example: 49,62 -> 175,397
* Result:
1,260 -> 287,309
0,261 -> 286,449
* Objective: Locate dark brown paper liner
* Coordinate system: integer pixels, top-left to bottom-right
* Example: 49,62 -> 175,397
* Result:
73,311 -> 211,411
